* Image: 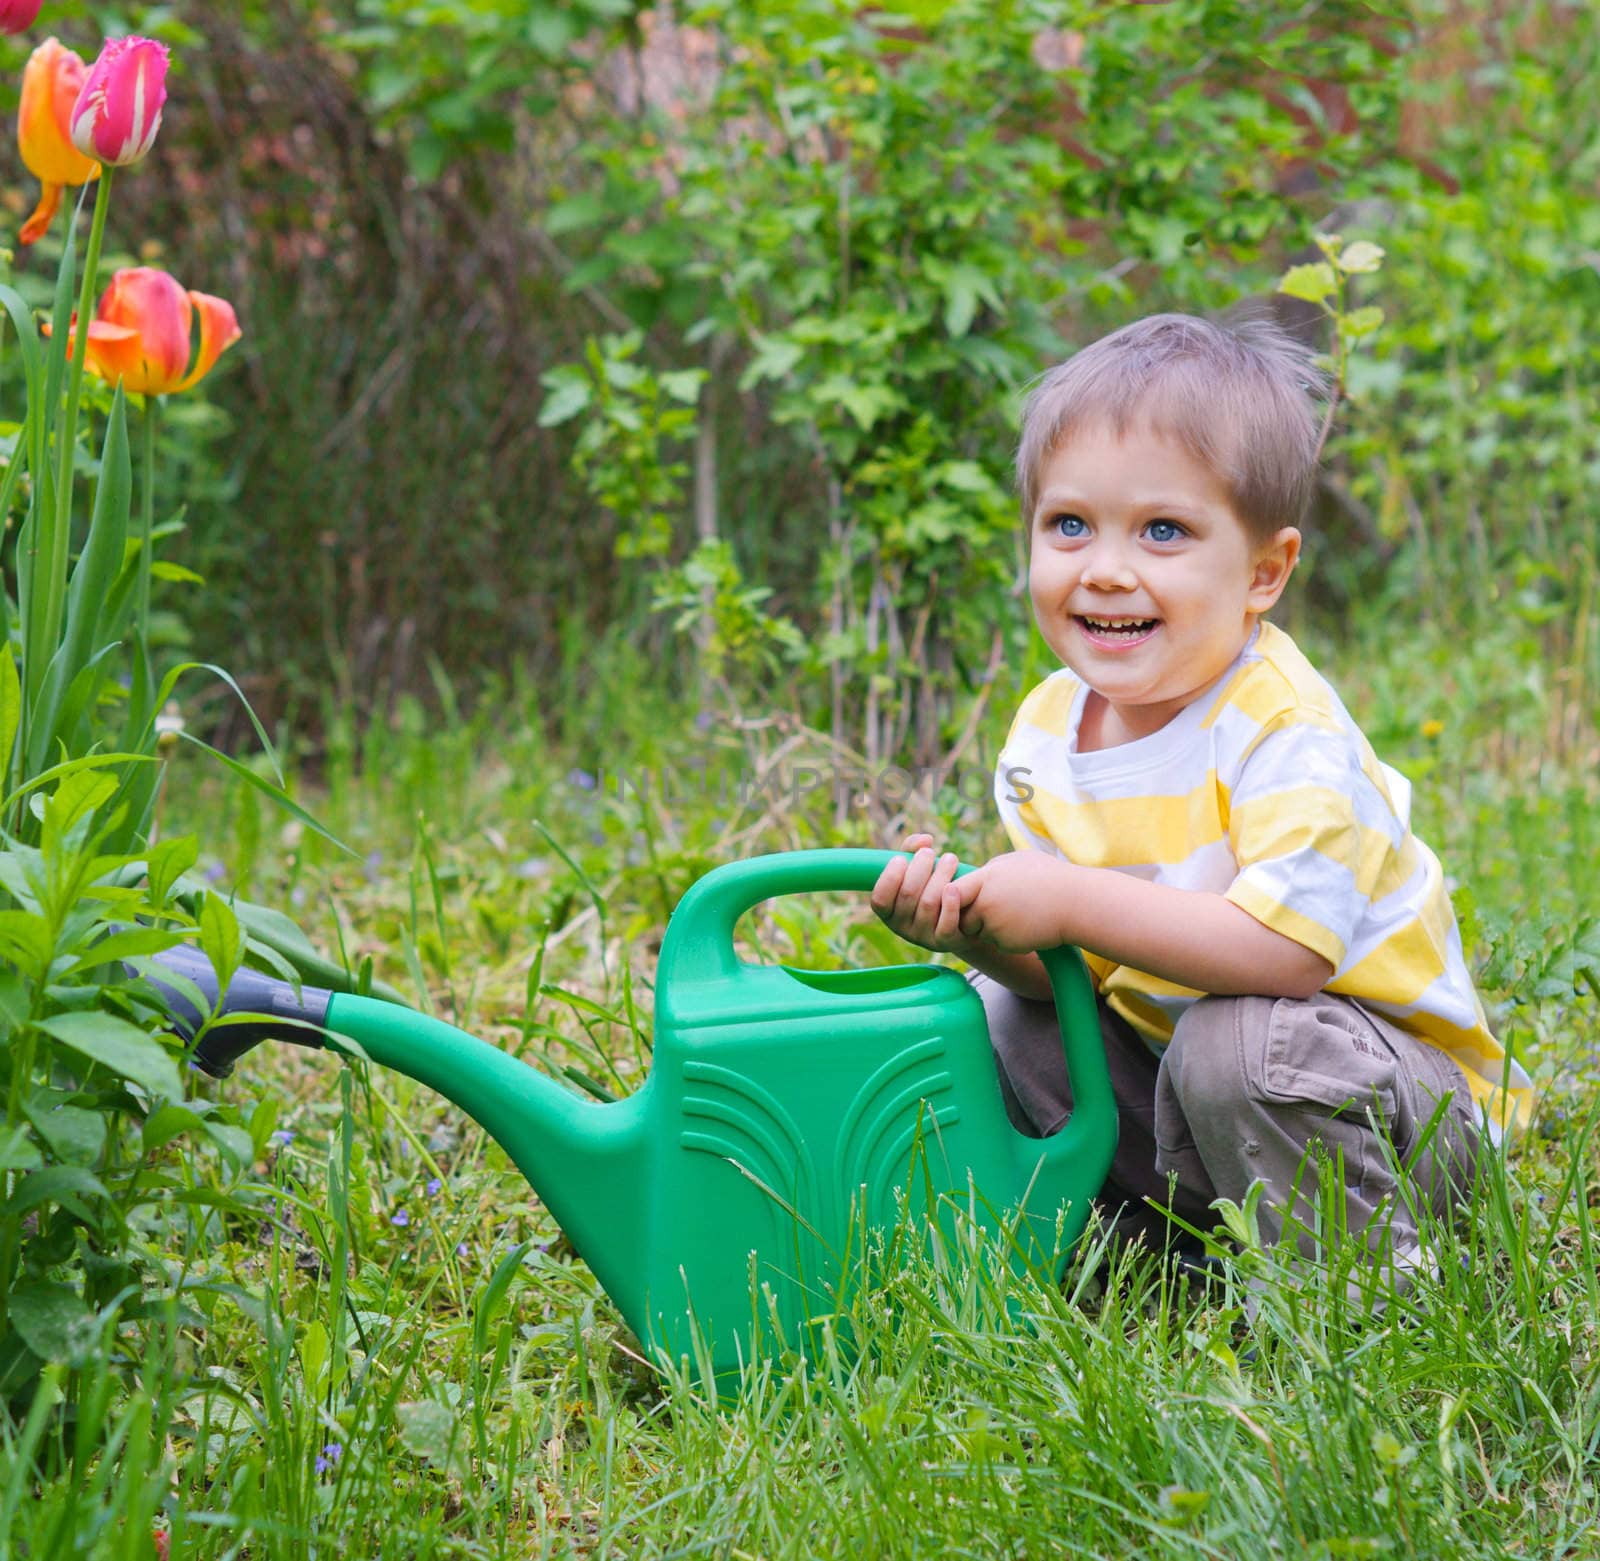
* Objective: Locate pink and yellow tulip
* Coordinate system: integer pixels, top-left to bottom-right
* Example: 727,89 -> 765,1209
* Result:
17,37 -> 100,245
69,35 -> 168,167
55,267 -> 241,396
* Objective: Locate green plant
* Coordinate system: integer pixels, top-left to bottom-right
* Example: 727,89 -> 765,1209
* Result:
536,0 -> 1415,765
0,19 -> 357,1492
537,330 -> 704,564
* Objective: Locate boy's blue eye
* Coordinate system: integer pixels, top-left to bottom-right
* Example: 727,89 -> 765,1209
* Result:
1145,519 -> 1185,543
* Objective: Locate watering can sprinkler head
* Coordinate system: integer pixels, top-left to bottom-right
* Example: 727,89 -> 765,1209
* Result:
137,941 -> 331,1078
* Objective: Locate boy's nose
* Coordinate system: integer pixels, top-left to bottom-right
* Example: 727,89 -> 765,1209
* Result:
1080,544 -> 1138,590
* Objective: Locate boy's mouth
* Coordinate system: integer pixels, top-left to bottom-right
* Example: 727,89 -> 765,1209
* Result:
1076,614 -> 1160,646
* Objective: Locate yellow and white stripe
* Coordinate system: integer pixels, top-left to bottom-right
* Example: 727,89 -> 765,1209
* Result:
995,620 -> 1531,1136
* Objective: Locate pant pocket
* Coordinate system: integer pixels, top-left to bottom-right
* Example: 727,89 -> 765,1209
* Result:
1250,995 -> 1399,1125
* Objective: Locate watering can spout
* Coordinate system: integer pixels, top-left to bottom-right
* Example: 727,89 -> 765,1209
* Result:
143,947 -> 648,1305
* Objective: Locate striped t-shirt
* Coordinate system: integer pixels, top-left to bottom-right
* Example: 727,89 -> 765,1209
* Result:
994,620 -> 1530,1136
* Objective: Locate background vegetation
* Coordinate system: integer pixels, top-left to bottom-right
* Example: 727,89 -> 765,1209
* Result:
1,0 -> 1596,1554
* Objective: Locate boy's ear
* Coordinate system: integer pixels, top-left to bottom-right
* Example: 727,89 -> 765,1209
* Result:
1247,527 -> 1301,612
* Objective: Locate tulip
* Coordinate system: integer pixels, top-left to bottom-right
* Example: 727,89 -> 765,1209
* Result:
0,0 -> 43,36
16,37 -> 100,245
57,267 -> 241,395
69,35 -> 168,167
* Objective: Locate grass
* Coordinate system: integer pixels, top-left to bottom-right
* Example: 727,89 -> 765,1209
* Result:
11,598 -> 1600,1557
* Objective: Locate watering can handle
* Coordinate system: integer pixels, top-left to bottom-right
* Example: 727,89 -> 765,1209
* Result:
656,848 -> 1113,1144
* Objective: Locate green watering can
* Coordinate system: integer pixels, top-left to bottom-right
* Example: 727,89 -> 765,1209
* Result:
154,850 -> 1116,1380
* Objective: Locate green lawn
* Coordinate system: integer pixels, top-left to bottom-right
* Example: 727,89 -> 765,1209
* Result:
22,602 -> 1596,1559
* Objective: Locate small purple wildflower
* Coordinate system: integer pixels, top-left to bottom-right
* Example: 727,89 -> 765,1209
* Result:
567,767 -> 597,791
426,1177 -> 442,1197
314,1441 -> 343,1475
391,1208 -> 410,1228
456,1242 -> 469,1259
364,849 -> 384,883
270,1129 -> 294,1148
695,709 -> 716,732
203,860 -> 227,884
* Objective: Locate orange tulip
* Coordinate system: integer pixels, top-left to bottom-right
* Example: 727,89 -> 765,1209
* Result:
17,37 -> 100,245
54,267 -> 241,395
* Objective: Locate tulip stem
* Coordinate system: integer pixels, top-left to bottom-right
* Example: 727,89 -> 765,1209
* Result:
139,395 -> 156,634
43,166 -> 114,662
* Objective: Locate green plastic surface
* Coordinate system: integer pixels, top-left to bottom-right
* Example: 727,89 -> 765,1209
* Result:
321,849 -> 1116,1380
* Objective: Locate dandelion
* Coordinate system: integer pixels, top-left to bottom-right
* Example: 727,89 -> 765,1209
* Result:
390,1208 -> 410,1228
154,700 -> 185,756
1420,718 -> 1445,741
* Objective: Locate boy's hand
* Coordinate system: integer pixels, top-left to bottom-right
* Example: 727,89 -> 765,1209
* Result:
870,835 -> 977,955
948,851 -> 1073,954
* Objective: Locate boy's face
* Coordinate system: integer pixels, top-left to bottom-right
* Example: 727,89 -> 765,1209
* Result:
1028,422 -> 1300,744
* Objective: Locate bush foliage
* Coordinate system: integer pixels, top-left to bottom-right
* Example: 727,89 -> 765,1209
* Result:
20,1 -> 1595,748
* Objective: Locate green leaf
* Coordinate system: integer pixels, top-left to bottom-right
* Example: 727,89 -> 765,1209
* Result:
1342,305 -> 1385,339
544,191 -> 612,235
142,1102 -> 205,1154
149,561 -> 204,585
0,909 -> 53,973
35,1010 -> 183,1099
23,1101 -> 106,1166
658,369 -> 707,406
1277,262 -> 1337,303
933,460 -> 998,496
0,1123 -> 42,1172
1338,240 -> 1385,274
176,733 -> 356,858
397,1399 -> 465,1473
63,924 -> 188,977
0,752 -> 156,822
8,1283 -> 98,1367
537,372 -> 593,428
738,336 -> 805,390
833,382 -> 902,432
472,1240 -> 531,1357
3,1165 -> 110,1220
202,1121 -> 253,1169
0,283 -> 44,429
40,768 -> 119,855
0,641 -> 19,789
60,387 -> 131,685
925,260 -> 1001,340
199,892 -> 244,991
144,836 -> 200,903
299,1317 -> 331,1389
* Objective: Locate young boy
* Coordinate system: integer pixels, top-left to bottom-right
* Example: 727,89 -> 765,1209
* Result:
871,312 -> 1530,1273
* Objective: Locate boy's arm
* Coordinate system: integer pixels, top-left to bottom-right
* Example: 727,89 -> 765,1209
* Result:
959,944 -> 1055,1002
951,852 -> 1334,999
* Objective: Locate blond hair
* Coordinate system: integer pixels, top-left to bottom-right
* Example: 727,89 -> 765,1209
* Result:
1015,312 -> 1329,543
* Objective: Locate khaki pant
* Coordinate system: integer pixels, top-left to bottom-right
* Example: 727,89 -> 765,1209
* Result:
971,973 -> 1482,1265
